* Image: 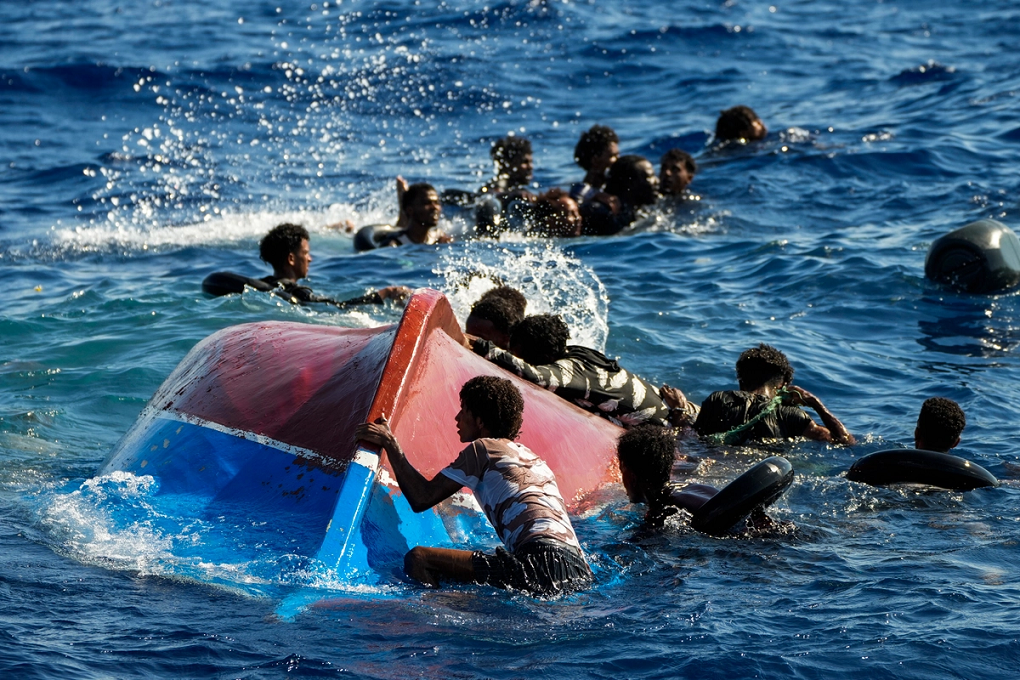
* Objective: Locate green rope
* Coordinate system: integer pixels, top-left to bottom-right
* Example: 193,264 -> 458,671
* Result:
705,388 -> 789,446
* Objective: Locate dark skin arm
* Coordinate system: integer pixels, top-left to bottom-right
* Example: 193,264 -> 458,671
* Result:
354,417 -> 463,512
785,385 -> 856,446
659,384 -> 699,427
377,285 -> 412,302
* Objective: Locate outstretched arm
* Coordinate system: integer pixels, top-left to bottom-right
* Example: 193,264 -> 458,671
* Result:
470,338 -> 559,386
355,417 -> 462,512
395,176 -> 409,229
786,385 -> 856,446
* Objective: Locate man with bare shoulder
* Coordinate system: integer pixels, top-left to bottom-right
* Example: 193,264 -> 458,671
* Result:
377,182 -> 452,246
257,223 -> 410,306
715,105 -> 767,143
355,376 -> 592,595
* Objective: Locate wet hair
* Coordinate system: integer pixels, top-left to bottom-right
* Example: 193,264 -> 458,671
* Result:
715,105 -> 765,142
459,375 -> 524,439
573,125 -> 619,171
533,188 -> 581,237
490,136 -> 532,167
735,343 -> 794,391
916,397 -> 966,452
400,182 -> 437,212
604,154 -> 657,207
478,286 -> 527,320
509,314 -> 569,365
259,223 -> 309,269
467,297 -> 520,338
617,424 -> 676,506
661,148 -> 697,177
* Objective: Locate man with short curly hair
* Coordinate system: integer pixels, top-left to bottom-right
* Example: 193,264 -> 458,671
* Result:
570,124 -> 619,205
478,285 -> 527,319
355,376 -> 591,595
465,297 -> 521,350
915,397 -> 966,452
257,223 -> 410,306
693,343 -> 855,446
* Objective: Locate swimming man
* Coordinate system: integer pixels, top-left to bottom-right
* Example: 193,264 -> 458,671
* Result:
715,105 -> 767,143
570,124 -> 620,205
618,424 -> 784,531
377,183 -> 452,246
659,148 -> 697,197
259,223 -> 410,306
693,343 -> 855,446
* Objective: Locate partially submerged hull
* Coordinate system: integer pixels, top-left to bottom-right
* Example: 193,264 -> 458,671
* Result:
102,289 -> 622,585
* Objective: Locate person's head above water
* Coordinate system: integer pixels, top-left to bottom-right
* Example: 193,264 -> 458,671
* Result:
604,154 -> 659,207
715,105 -> 767,143
466,297 -> 521,349
533,188 -> 582,237
400,182 -> 441,233
458,375 -> 524,441
478,285 -> 527,319
490,136 -> 533,188
574,125 -> 619,176
735,343 -> 794,392
617,424 -> 676,506
659,149 -> 697,196
508,314 -> 569,365
914,397 -> 966,453
260,223 -> 312,280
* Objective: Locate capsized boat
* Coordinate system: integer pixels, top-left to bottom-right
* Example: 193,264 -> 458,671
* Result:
101,289 -> 622,590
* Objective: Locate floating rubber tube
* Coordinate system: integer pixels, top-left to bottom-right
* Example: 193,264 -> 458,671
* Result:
690,456 -> 795,536
925,219 -> 1020,293
846,449 -> 998,490
201,271 -> 273,296
353,224 -> 403,251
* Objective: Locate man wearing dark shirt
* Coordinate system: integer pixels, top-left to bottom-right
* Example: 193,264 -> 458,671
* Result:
259,223 -> 410,307
693,343 -> 855,446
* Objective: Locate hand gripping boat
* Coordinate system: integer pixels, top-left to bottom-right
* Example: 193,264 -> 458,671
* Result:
100,289 -> 622,594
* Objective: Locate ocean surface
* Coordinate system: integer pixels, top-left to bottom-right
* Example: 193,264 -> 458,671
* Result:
3,0 -> 1020,677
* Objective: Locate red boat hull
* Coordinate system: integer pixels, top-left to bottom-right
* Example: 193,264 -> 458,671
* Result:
101,289 -> 623,585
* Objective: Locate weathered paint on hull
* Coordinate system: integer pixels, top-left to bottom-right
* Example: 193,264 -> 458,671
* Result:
101,289 -> 623,583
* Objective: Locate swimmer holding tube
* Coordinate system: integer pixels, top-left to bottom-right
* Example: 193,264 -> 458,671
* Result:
258,223 -> 411,305
618,424 -> 791,532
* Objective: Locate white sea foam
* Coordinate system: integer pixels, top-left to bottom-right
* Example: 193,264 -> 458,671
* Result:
434,240 -> 610,351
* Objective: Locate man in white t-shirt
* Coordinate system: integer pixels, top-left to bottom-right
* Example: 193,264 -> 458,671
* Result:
355,376 -> 592,595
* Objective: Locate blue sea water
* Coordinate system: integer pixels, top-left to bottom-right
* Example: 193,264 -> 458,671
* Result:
3,0 -> 1020,676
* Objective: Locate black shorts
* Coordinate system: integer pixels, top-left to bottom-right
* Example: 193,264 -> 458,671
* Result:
472,538 -> 592,596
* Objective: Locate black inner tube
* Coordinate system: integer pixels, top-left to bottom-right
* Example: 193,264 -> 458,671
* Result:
690,456 -> 795,536
202,271 -> 273,297
846,449 -> 998,491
